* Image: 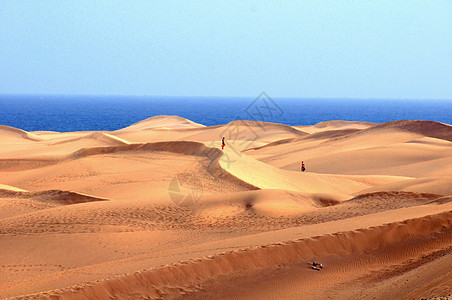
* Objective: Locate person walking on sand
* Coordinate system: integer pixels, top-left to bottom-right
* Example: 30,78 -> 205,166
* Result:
301,161 -> 306,172
221,137 -> 225,150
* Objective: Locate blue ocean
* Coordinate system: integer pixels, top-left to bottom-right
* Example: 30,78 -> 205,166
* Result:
0,94 -> 451,132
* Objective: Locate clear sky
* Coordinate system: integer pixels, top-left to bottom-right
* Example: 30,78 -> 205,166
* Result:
1,1 -> 451,99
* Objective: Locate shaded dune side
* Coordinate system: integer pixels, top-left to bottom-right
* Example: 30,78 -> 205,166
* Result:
244,138 -> 296,151
361,120 -> 452,141
29,211 -> 452,300
226,120 -> 309,136
313,120 -> 376,128
347,191 -> 443,203
243,128 -> 362,152
428,196 -> 452,205
197,189 -> 345,217
302,128 -> 362,140
0,189 -> 108,205
0,141 -> 217,171
69,141 -> 221,159
50,132 -> 130,146
360,176 -> 452,196
0,159 -> 59,172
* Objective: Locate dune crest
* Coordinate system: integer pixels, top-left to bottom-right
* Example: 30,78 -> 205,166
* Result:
0,189 -> 108,205
0,183 -> 27,192
0,125 -> 42,141
118,115 -> 205,131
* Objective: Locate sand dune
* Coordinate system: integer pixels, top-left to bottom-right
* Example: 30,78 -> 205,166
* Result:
295,120 -> 375,134
359,120 -> 452,142
0,125 -> 42,141
246,121 -> 451,180
0,117 -> 451,299
118,115 -> 205,131
113,119 -> 309,151
212,120 -> 309,144
220,147 -> 410,195
19,210 -> 452,299
0,141 -> 257,204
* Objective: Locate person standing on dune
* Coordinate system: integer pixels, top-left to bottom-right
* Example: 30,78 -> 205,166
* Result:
221,137 -> 225,150
301,161 -> 306,172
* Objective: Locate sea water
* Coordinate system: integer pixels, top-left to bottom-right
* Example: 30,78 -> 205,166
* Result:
0,94 -> 450,132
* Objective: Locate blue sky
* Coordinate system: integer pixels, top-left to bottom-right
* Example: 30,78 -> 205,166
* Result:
1,1 -> 451,98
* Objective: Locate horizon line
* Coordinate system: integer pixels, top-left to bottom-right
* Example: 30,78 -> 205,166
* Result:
0,93 -> 451,102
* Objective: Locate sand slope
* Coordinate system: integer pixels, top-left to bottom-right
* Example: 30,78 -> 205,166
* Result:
0,117 -> 451,299
247,121 -> 452,179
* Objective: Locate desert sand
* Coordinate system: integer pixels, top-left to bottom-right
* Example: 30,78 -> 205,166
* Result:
0,116 -> 451,299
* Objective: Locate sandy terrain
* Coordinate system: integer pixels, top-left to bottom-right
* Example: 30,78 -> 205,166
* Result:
0,116 -> 451,299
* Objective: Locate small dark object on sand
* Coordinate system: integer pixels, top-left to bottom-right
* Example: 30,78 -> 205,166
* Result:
311,262 -> 323,271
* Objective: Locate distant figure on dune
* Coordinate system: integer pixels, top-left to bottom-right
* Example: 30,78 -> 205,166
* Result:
301,161 -> 306,172
221,137 -> 225,150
